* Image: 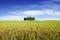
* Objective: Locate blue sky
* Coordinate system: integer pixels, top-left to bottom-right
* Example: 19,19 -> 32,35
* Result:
0,0 -> 60,20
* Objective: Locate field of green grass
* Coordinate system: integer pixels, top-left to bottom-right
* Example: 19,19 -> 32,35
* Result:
0,21 -> 60,40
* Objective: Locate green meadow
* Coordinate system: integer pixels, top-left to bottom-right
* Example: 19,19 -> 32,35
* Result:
0,21 -> 60,40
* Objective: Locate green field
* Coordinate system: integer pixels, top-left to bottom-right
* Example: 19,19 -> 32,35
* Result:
0,21 -> 60,40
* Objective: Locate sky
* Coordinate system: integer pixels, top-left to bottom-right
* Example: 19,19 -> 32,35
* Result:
0,0 -> 60,20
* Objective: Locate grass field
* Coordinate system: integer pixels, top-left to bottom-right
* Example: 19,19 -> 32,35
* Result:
0,21 -> 60,40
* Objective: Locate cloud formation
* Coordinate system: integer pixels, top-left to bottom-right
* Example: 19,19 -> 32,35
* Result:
8,9 -> 60,16
22,10 -> 44,15
0,15 -> 24,20
0,9 -> 60,20
0,1 -> 60,20
51,0 -> 60,2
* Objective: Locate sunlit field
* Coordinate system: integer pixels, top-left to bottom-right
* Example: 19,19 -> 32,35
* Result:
0,21 -> 60,40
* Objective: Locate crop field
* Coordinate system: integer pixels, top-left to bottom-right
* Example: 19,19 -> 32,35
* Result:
0,21 -> 60,40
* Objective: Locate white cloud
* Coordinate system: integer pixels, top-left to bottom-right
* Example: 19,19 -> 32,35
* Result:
8,1 -> 60,16
43,9 -> 54,15
36,17 -> 60,21
8,10 -> 45,16
8,11 -> 22,15
22,9 -> 60,16
8,12 -> 17,15
38,9 -> 60,16
0,15 -> 24,20
8,9 -> 60,16
22,10 -> 44,15
51,0 -> 60,2
54,12 -> 60,16
0,15 -> 60,20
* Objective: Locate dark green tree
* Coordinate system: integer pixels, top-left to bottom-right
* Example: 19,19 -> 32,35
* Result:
24,16 -> 35,20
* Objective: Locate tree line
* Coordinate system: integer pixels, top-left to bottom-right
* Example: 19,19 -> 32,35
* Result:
24,16 -> 35,20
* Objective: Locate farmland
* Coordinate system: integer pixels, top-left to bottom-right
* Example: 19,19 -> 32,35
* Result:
0,21 -> 60,40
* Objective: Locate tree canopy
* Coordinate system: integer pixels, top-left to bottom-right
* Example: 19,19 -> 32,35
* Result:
24,16 -> 35,20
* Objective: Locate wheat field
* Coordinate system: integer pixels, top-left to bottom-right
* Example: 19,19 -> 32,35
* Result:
0,21 -> 60,40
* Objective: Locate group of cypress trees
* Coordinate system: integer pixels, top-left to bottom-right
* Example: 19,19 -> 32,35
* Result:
24,16 -> 35,20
